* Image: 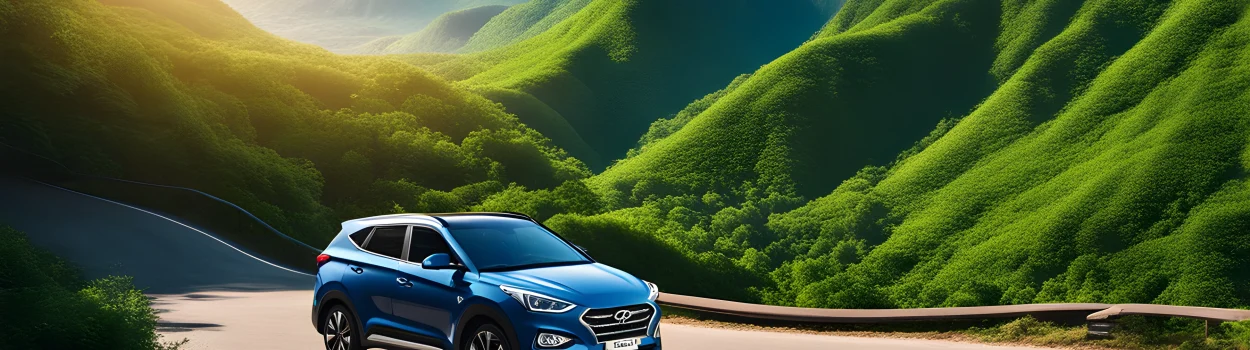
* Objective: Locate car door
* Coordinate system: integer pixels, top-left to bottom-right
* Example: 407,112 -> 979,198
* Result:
390,225 -> 470,346
342,225 -> 406,328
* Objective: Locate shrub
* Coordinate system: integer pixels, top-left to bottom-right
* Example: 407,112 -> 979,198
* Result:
0,225 -> 185,350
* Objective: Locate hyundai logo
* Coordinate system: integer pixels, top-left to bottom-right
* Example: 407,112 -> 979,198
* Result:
613,310 -> 633,323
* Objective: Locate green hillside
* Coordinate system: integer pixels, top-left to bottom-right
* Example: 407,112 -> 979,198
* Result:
489,0 -> 1250,308
360,5 -> 511,54
354,35 -> 404,54
6,0 -> 1250,312
770,0 -> 1250,309
593,0 -> 1000,201
218,0 -> 526,52
457,0 -> 593,53
0,0 -> 586,245
411,0 -> 844,169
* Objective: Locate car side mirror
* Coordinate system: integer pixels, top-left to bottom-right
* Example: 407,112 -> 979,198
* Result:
421,253 -> 456,270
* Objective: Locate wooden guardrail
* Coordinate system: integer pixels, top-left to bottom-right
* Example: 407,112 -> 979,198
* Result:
1088,304 -> 1250,338
657,293 -> 1250,339
1087,304 -> 1250,322
657,293 -> 1110,323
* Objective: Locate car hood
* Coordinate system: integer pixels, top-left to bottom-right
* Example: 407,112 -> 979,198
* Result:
478,263 -> 650,308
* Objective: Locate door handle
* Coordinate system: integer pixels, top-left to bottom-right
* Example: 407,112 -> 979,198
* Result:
396,277 -> 413,288
349,266 -> 363,274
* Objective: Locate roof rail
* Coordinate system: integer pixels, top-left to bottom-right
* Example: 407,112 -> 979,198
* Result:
425,212 -> 534,227
500,211 -> 534,220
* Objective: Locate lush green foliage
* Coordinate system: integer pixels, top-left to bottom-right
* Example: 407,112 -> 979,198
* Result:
458,0 -> 593,53
0,226 -> 184,350
5,0 -> 1250,313
504,0 -> 1250,309
1225,320 -> 1250,348
0,0 -> 586,245
967,316 -> 1250,349
359,5 -> 511,54
768,0 -> 1250,310
409,0 -> 842,168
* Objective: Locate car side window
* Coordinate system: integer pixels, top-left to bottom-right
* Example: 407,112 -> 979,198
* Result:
407,226 -> 452,263
363,226 -> 406,259
349,227 -> 372,246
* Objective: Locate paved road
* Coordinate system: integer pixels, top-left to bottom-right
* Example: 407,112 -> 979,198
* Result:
0,175 -> 1050,350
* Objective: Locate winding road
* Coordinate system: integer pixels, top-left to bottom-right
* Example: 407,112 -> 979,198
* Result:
0,175 -> 1050,350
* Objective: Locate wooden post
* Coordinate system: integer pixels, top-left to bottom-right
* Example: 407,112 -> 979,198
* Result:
1087,320 -> 1116,339
1205,320 -> 1210,338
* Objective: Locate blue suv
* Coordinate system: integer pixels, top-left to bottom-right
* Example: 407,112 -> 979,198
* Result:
312,212 -> 662,350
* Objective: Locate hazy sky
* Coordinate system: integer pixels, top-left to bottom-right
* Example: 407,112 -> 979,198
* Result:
219,0 -> 525,52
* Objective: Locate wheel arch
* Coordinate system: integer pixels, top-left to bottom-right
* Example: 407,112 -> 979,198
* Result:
455,302 -> 520,350
315,288 -> 359,333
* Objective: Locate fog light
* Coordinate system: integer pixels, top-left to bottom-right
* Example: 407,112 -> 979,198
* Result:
536,333 -> 571,348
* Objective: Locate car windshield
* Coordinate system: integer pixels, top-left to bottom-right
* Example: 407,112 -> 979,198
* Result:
447,218 -> 590,272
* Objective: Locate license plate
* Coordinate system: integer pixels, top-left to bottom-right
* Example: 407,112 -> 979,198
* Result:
607,338 -> 640,350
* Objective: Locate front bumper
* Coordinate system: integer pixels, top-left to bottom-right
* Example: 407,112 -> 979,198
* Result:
502,300 -> 662,350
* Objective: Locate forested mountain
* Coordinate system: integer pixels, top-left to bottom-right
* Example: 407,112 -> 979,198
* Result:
0,0 -> 586,245
457,0 -> 592,53
409,0 -> 844,169
4,0 -> 1249,310
513,0 -> 1250,308
358,5 -> 511,54
219,0 -> 525,52
765,0 -> 1250,309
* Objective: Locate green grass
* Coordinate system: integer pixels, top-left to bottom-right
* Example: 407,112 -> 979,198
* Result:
0,226 -> 185,350
360,5 -> 511,54
407,0 -> 842,169
967,316 -> 1250,349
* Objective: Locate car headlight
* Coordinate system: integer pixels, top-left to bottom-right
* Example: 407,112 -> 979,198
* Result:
500,285 -> 576,313
645,280 -> 659,301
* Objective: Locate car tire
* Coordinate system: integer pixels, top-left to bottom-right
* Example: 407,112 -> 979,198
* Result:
322,305 -> 363,350
465,323 -> 512,350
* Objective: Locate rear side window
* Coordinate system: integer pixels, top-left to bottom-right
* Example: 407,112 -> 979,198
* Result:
408,227 -> 452,263
363,226 -> 407,259
349,227 -> 372,246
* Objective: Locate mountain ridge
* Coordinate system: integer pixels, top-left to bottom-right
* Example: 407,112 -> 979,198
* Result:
358,4 -> 510,54
409,0 -> 844,169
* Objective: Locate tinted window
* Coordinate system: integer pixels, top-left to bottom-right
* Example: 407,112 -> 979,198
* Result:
447,218 -> 588,272
408,227 -> 452,263
349,227 -> 372,246
364,226 -> 406,259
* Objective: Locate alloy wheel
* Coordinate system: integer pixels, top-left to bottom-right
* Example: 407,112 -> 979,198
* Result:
323,310 -> 352,350
470,330 -> 504,350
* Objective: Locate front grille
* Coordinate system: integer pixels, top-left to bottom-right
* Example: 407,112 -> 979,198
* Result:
580,304 -> 655,343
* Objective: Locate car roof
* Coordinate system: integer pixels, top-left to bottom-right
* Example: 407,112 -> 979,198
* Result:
340,212 -> 533,231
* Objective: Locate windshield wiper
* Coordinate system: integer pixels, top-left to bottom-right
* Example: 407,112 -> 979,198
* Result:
478,260 -> 590,272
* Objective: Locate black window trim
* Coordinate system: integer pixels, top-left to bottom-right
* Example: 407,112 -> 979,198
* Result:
350,223 -> 464,268
355,225 -> 409,262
